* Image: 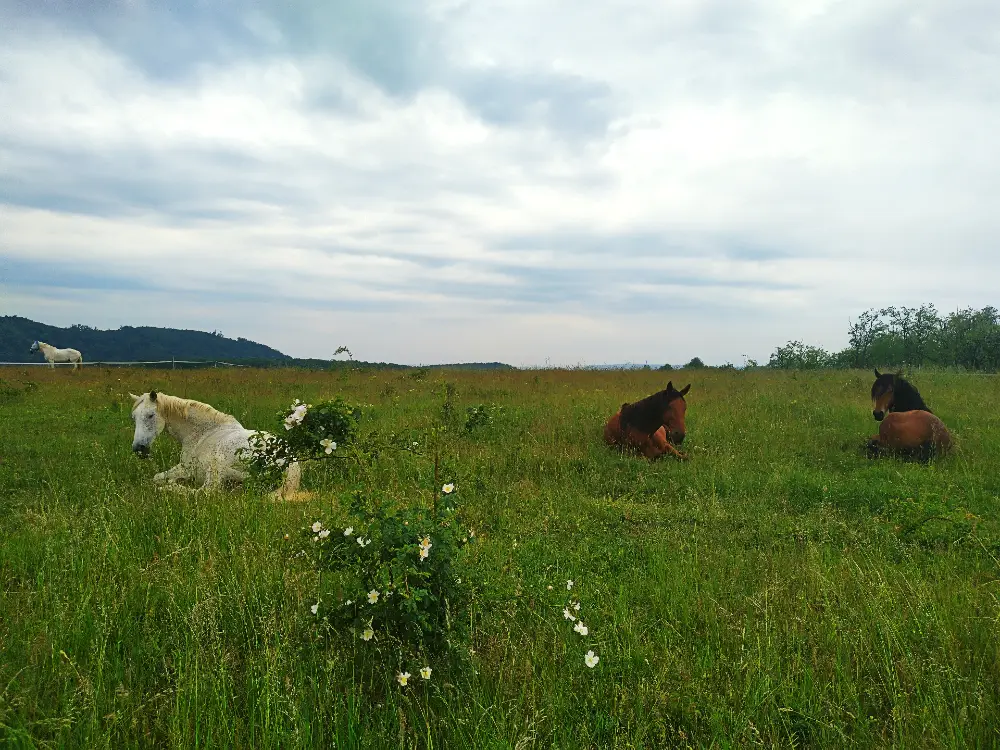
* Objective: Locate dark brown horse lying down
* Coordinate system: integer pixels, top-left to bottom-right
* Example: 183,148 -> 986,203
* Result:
604,381 -> 690,460
867,370 -> 952,461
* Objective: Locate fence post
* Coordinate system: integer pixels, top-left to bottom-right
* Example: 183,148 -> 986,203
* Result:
172,356 -> 175,370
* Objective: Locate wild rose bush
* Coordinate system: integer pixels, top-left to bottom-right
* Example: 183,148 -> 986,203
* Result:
302,485 -> 476,686
244,394 -> 477,687
241,397 -> 361,485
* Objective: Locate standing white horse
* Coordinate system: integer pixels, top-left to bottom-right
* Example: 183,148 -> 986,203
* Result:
30,340 -> 83,369
129,390 -> 305,500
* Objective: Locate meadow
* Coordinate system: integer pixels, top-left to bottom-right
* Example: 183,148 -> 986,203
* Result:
1,366 -> 998,749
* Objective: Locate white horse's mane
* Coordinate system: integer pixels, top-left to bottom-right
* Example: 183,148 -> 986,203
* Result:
148,392 -> 239,426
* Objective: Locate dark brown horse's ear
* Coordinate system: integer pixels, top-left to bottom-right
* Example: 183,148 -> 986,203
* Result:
665,381 -> 674,392
679,384 -> 691,397
874,368 -> 881,377
149,390 -> 157,401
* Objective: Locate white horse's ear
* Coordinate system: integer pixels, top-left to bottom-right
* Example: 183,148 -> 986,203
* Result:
129,392 -> 142,403
149,390 -> 158,402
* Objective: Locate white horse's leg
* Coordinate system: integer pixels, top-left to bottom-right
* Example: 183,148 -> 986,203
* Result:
220,466 -> 247,484
199,463 -> 229,491
158,483 -> 196,495
154,463 -> 190,484
270,461 -> 305,501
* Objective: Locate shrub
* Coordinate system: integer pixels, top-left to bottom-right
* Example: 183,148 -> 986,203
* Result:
242,397 -> 361,486
464,403 -> 500,432
302,483 -> 475,685
242,394 -> 478,688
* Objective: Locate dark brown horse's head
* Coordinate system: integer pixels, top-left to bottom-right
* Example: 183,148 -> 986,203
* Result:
871,369 -> 895,421
871,369 -> 930,421
621,381 -> 691,444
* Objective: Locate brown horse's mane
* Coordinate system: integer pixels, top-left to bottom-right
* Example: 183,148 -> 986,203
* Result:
872,370 -> 932,413
620,386 -> 685,435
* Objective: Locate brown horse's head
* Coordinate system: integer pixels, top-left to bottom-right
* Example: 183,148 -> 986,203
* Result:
621,381 -> 691,444
871,369 -> 895,421
871,369 -> 930,421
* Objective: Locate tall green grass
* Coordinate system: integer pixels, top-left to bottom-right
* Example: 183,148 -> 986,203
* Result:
1,367 -> 998,748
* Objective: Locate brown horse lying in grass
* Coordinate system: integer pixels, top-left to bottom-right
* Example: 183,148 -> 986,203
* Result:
604,381 -> 690,460
866,370 -> 952,462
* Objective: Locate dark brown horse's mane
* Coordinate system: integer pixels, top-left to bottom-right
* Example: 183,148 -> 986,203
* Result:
620,383 -> 688,435
872,370 -> 931,413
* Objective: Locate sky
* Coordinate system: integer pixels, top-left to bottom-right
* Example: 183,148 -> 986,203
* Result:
1,0 -> 998,366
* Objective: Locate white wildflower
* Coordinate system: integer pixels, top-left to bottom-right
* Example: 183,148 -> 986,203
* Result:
566,580 -> 574,590
585,650 -> 600,668
343,527 -> 354,536
574,621 -> 589,636
311,521 -> 323,533
318,529 -> 330,539
397,671 -> 411,686
361,627 -> 374,641
573,602 -> 581,611
320,438 -> 336,454
310,602 -> 319,615
563,608 -> 576,621
442,483 -> 455,494
420,666 -> 432,680
367,589 -> 379,604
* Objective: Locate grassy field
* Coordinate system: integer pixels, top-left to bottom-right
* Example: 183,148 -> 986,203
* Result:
1,366 -> 999,749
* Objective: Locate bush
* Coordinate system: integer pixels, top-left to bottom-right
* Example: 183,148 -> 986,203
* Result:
302,484 -> 475,686
464,403 -> 500,432
767,341 -> 835,370
242,397 -> 361,486
242,394 -> 478,689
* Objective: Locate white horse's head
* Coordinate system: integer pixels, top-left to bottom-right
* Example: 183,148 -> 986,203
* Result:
130,391 -> 166,457
29,340 -> 39,353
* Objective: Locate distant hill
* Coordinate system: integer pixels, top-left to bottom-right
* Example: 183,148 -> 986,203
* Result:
0,316 -> 517,370
0,316 -> 290,363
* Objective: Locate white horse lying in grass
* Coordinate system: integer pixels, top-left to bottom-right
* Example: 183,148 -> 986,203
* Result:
129,390 -> 305,500
30,340 -> 83,369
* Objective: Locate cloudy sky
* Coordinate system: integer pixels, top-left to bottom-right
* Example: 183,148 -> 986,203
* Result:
1,0 -> 997,366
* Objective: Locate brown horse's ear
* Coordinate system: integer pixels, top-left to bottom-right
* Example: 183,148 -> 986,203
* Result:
678,384 -> 691,397
665,381 -> 674,392
149,390 -> 158,401
874,368 -> 881,377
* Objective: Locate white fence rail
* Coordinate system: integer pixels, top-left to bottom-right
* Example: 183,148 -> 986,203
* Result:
0,360 -> 246,368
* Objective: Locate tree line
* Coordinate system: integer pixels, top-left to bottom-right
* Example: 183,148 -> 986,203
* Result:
767,305 -> 1000,371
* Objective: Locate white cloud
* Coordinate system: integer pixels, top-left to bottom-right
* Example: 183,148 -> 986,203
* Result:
1,0 -> 999,365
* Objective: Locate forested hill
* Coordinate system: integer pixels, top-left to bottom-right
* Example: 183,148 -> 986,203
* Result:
0,316 -> 290,363
0,316 -> 517,370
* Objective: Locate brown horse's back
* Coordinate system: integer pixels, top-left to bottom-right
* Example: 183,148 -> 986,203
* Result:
879,411 -> 952,457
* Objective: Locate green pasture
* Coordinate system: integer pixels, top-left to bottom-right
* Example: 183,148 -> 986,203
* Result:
0,366 -> 998,748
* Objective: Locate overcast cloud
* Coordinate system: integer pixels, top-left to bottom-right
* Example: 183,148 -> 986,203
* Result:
2,0 -> 998,365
